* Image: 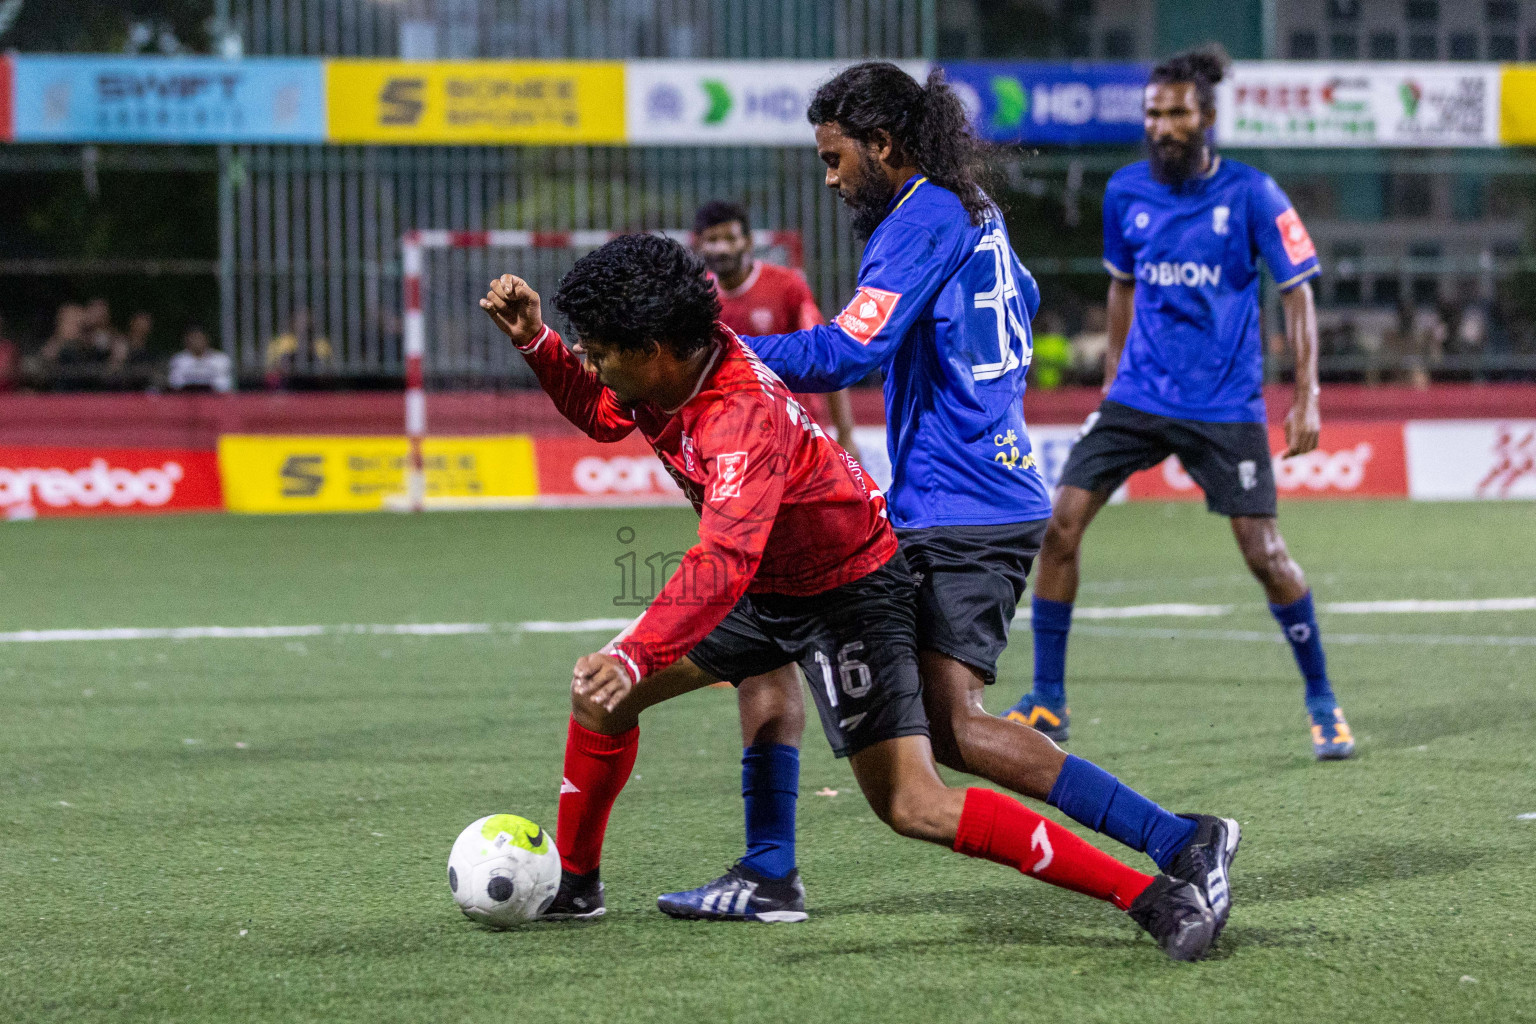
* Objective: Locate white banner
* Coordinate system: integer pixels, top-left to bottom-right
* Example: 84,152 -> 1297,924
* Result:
1405,420 -> 1536,500
626,60 -> 930,145
1216,62 -> 1500,148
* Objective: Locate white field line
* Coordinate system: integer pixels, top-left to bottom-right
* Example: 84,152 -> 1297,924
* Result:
1011,596 -> 1536,621
1072,625 -> 1536,648
0,597 -> 1531,645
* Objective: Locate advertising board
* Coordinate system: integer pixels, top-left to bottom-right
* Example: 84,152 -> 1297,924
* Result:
0,446 -> 222,519
9,56 -> 325,143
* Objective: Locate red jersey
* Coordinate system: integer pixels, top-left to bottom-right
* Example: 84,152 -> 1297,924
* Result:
715,261 -> 823,336
516,323 -> 895,682
714,261 -> 834,428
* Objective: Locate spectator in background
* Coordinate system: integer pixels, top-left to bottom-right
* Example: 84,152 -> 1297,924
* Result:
1028,310 -> 1072,389
168,325 -> 234,393
80,297 -> 121,362
107,310 -> 157,389
264,307 -> 333,389
36,303 -> 93,378
0,314 -> 17,392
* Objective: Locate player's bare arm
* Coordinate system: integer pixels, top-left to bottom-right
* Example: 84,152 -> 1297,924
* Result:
1103,278 -> 1135,394
480,274 -> 545,347
1281,280 -> 1321,457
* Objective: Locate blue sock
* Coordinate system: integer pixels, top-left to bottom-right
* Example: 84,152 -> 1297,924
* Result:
739,743 -> 798,879
1047,754 -> 1197,872
1031,595 -> 1073,707
1269,591 -> 1337,714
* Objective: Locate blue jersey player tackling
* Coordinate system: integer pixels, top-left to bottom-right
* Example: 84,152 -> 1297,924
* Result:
657,63 -> 1241,944
1006,47 -> 1355,762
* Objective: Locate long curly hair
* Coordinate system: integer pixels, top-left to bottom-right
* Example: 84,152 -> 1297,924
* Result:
552,234 -> 721,358
807,62 -> 996,226
1150,43 -> 1231,112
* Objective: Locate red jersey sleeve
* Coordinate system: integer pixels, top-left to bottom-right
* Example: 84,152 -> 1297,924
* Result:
515,326 -> 636,442
610,394 -> 789,681
789,270 -> 825,330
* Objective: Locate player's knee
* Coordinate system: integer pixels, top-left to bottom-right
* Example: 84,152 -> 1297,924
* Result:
1043,516 -> 1085,557
571,690 -> 620,734
1239,531 -> 1294,585
882,783 -> 953,843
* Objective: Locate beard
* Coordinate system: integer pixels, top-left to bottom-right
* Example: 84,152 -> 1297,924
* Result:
701,249 -> 746,280
842,151 -> 899,237
1148,133 -> 1207,185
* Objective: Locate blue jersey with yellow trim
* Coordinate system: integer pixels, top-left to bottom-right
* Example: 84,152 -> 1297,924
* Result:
1102,156 -> 1321,424
744,177 -> 1053,529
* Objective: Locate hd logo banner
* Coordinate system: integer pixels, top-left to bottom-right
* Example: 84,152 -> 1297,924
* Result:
9,56 -> 325,142
941,62 -> 1149,145
625,60 -> 929,145
326,60 -> 625,144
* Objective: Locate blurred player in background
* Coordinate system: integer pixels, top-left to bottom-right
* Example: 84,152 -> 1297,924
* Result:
660,62 -> 1240,936
481,236 -> 1222,961
1004,47 -> 1355,762
692,200 -> 861,462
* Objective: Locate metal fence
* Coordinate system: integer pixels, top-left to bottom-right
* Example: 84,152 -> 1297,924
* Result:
222,0 -> 932,385
231,0 -> 934,60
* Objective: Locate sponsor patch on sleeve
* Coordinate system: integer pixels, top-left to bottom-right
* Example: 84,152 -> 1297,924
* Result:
1275,208 -> 1317,265
710,451 -> 749,501
833,287 -> 901,345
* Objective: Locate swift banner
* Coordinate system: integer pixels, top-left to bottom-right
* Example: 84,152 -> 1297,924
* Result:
8,56 -> 325,143
1216,62 -> 1500,148
326,60 -> 625,144
218,435 -> 537,513
625,60 -> 929,145
943,62 -> 1148,145
0,446 -> 222,519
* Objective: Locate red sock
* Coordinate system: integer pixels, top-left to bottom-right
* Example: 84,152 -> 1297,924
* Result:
555,717 -> 639,876
953,787 -> 1154,911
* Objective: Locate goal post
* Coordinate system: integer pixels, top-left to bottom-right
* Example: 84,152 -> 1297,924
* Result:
398,228 -> 806,512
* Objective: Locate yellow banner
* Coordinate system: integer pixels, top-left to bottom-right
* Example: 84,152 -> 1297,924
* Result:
219,435 -> 538,513
1501,67 -> 1536,144
325,60 -> 625,144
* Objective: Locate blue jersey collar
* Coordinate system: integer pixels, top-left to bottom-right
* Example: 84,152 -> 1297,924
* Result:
886,175 -> 928,213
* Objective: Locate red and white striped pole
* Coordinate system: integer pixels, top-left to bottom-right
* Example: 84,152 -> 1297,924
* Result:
402,231 -> 426,513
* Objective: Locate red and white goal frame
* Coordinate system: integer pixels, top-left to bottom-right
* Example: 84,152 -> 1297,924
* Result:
399,228 -> 806,511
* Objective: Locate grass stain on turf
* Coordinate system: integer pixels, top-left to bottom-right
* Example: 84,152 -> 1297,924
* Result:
0,501 -> 1534,1022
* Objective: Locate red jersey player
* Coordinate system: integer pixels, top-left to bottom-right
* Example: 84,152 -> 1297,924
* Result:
479,235 -> 1217,959
693,200 -> 861,461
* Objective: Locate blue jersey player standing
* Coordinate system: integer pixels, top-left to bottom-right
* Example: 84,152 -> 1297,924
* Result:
657,64 -> 1240,947
1005,47 -> 1355,762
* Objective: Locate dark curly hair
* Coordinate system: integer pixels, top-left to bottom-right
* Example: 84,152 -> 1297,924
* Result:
694,199 -> 750,236
1150,43 -> 1231,112
551,234 -> 721,358
807,61 -> 996,226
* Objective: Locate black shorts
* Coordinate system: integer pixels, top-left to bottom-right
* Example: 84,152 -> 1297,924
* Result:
687,556 -> 929,759
896,520 -> 1047,684
1059,400 -> 1278,517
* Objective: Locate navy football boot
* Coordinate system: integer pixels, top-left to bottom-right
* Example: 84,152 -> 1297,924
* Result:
657,863 -> 808,923
1168,814 -> 1240,938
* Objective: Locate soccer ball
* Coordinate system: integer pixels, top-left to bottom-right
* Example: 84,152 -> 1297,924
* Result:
447,814 -> 561,927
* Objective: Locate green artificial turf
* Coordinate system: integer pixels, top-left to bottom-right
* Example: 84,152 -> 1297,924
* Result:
1,501 -> 1533,1023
